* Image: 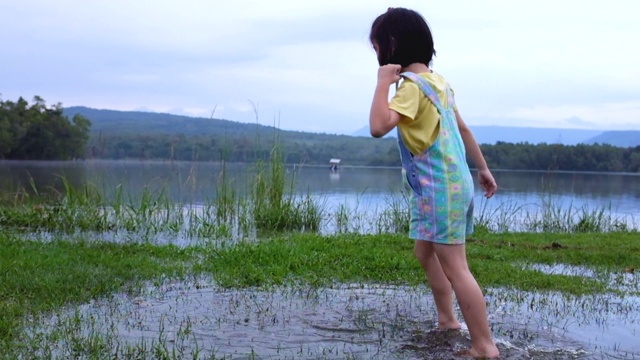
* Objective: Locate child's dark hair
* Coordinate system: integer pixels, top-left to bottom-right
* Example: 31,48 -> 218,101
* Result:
369,8 -> 436,67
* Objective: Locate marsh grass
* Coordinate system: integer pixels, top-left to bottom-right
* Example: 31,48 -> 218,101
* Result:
325,192 -> 410,235
475,195 -> 635,234
333,202 -> 351,234
376,193 -> 411,234
0,179 -> 635,245
181,161 -> 254,242
111,185 -> 176,235
327,201 -> 367,234
252,145 -> 323,233
213,161 -> 237,223
0,145 -> 326,242
0,176 -> 112,233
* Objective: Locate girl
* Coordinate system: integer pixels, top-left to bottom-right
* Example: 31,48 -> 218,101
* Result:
368,7 -> 500,359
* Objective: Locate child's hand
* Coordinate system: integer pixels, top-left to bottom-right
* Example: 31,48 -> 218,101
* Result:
377,64 -> 401,86
478,169 -> 497,198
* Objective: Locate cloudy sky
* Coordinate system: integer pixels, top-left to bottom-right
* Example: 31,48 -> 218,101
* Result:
1,0 -> 638,134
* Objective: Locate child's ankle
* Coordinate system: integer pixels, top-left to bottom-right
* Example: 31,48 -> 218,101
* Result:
437,319 -> 461,330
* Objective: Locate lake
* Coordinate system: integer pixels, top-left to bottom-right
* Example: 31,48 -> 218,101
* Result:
1,160 -> 638,231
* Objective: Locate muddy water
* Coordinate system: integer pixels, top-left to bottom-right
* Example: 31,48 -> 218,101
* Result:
26,278 -> 639,359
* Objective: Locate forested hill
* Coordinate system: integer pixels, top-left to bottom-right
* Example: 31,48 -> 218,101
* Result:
68,106 -> 640,148
65,106 -> 284,136
352,125 -> 640,148
63,106 -> 400,166
62,106 -> 640,172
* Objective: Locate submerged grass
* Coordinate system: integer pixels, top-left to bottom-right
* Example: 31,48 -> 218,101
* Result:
1,176 -> 634,240
475,195 -> 636,233
0,232 -> 193,345
1,229 -> 639,357
0,145 -> 329,241
0,176 -> 112,232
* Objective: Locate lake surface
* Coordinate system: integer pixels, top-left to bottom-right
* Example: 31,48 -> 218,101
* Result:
1,160 -> 638,229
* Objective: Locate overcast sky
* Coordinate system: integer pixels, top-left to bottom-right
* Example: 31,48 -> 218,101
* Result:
1,0 -> 638,134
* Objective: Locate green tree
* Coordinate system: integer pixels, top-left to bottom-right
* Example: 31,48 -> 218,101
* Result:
0,96 -> 92,160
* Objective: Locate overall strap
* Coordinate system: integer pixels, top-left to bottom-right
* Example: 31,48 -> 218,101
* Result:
400,71 -> 447,112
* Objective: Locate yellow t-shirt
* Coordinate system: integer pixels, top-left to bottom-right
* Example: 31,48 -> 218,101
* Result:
389,72 -> 455,155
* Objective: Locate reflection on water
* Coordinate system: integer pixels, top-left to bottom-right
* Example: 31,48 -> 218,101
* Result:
329,170 -> 340,183
1,160 -> 638,211
25,278 -> 639,359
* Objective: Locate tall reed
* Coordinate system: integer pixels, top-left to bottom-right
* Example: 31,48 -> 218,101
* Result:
252,144 -> 323,233
0,176 -> 112,232
475,195 -> 634,233
377,193 -> 410,234
214,161 -> 237,223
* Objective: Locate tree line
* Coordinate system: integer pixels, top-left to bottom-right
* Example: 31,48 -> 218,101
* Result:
87,134 -> 640,172
0,97 -> 91,160
2,98 -> 639,173
482,142 -> 640,173
87,132 -> 398,166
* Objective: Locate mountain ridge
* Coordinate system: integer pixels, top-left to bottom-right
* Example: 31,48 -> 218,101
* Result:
351,125 -> 639,147
65,106 -> 639,148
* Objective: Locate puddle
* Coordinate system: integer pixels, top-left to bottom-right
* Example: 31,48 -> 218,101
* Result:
488,290 -> 639,358
523,263 -> 639,293
19,278 -> 640,359
526,263 -> 600,278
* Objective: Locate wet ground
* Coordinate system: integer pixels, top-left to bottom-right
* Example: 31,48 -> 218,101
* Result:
23,274 -> 639,359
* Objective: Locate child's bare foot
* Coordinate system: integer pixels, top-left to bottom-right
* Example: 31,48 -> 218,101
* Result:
456,345 -> 500,358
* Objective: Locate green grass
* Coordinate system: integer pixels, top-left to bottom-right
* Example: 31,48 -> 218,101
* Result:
465,231 -> 640,293
199,234 -> 419,287
199,231 -> 639,295
469,231 -> 640,269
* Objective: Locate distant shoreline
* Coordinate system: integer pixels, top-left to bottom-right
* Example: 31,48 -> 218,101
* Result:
1,158 -> 638,176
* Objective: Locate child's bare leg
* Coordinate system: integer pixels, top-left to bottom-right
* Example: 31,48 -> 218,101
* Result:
433,243 -> 499,358
414,241 -> 461,329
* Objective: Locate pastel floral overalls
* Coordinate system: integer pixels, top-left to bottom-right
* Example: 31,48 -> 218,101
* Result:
397,72 -> 474,244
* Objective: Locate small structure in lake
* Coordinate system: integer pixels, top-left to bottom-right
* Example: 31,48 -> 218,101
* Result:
329,158 -> 341,171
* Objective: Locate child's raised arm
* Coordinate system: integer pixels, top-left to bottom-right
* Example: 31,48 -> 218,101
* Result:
369,64 -> 402,137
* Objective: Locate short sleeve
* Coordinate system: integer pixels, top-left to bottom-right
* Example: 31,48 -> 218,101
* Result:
448,84 -> 458,111
389,80 -> 421,121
